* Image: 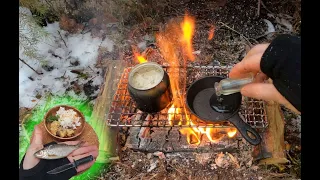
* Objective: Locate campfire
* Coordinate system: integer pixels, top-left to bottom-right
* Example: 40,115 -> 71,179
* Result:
107,13 -> 268,152
131,13 -> 238,145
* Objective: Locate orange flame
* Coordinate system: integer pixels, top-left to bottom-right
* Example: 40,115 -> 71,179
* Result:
155,14 -> 237,145
181,14 -> 195,61
168,105 -> 181,126
227,128 -> 237,138
137,56 -> 147,63
180,128 -> 201,145
167,104 -> 238,145
132,45 -> 147,64
206,128 -> 225,143
208,25 -> 215,40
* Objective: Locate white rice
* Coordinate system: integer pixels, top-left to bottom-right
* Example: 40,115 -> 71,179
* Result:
56,107 -> 82,129
131,67 -> 162,89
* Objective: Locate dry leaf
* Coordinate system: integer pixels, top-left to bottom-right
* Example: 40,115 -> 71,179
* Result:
227,152 -> 240,169
215,152 -> 230,168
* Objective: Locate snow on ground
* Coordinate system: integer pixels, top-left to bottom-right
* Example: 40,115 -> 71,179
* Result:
19,8 -> 114,108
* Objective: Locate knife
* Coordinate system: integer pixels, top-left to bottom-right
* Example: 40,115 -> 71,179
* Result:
47,155 -> 94,174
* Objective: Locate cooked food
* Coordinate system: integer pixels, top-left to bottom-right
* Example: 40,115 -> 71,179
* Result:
57,128 -> 67,138
46,107 -> 82,138
66,129 -> 75,137
56,107 -> 82,129
50,121 -> 60,135
131,67 -> 162,89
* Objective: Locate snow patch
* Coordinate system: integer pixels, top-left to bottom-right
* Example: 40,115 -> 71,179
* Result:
19,11 -> 115,108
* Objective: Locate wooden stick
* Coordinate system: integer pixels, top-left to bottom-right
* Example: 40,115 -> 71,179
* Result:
19,58 -> 43,75
57,30 -> 68,48
261,0 -> 274,14
257,0 -> 261,17
218,22 -> 258,47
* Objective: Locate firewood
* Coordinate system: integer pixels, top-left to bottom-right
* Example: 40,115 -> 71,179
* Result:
90,60 -> 124,162
252,99 -> 289,165
139,114 -> 152,139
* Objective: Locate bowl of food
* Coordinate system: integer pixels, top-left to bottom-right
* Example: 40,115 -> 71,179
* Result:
43,105 -> 86,140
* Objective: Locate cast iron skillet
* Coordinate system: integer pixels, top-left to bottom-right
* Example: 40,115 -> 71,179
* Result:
186,76 -> 261,145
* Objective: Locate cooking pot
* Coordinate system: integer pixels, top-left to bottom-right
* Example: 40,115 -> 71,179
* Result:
128,62 -> 172,113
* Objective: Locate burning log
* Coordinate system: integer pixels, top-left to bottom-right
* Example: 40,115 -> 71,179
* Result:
252,100 -> 289,165
139,114 -> 152,139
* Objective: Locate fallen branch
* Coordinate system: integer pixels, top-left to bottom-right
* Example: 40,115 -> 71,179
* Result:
57,30 -> 68,48
80,22 -> 88,34
257,0 -> 261,17
254,31 -> 276,40
286,151 -> 299,165
19,58 -> 43,75
267,172 -> 293,178
86,75 -> 98,84
261,0 -> 274,14
167,163 -> 184,176
88,65 -> 96,73
218,22 -> 258,47
130,173 -> 146,180
147,173 -> 159,180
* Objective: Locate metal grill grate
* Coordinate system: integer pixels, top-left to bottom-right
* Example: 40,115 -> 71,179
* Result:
106,66 -> 268,130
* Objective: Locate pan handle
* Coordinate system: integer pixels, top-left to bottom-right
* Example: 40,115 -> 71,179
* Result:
228,114 -> 261,145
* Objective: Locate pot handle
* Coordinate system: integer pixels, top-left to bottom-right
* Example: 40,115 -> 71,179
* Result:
228,114 -> 261,145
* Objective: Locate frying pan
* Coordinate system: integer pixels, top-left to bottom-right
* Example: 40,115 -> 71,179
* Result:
186,76 -> 261,145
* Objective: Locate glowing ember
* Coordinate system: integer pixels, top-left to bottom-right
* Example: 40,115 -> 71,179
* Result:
168,105 -> 175,126
168,105 -> 182,126
132,45 -> 147,64
208,25 -> 215,40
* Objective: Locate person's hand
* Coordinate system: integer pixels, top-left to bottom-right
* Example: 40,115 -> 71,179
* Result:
229,44 -> 300,114
23,125 -> 99,174
23,125 -> 43,169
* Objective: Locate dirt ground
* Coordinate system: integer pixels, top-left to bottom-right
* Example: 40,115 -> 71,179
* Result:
96,0 -> 301,180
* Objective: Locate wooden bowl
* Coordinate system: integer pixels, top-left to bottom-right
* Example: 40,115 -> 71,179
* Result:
43,105 -> 86,141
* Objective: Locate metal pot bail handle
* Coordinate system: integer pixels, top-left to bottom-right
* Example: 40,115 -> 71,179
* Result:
229,114 -> 262,145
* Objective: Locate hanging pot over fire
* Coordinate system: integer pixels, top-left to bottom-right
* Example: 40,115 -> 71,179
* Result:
128,62 -> 172,113
186,76 -> 261,145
